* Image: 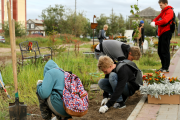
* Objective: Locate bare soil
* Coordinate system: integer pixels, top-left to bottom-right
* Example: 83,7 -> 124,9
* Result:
25,91 -> 142,120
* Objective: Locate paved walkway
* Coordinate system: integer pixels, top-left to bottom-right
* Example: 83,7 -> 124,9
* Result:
134,49 -> 180,120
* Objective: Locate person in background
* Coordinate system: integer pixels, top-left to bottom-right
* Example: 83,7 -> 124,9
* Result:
150,0 -> 173,73
98,24 -> 108,43
0,72 -> 5,89
132,20 -> 144,48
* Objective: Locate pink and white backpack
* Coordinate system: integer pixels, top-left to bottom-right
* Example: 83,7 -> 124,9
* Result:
59,69 -> 88,117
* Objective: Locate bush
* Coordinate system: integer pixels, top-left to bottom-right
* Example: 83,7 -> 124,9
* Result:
144,21 -> 157,36
2,21 -> 26,37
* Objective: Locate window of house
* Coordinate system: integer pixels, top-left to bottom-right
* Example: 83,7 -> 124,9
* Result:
27,24 -> 29,29
31,24 -> 34,28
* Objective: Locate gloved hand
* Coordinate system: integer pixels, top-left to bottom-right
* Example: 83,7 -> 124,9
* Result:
37,80 -> 43,85
101,98 -> 108,106
51,116 -> 57,120
150,22 -> 156,27
99,105 -> 108,113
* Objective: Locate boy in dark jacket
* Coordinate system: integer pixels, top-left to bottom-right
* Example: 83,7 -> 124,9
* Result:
150,0 -> 173,73
97,56 -> 141,113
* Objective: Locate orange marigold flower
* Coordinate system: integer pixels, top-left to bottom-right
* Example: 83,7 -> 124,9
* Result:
149,78 -> 152,80
143,75 -> 146,78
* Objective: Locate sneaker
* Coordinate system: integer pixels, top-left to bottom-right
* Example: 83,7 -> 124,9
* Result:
160,69 -> 169,73
156,68 -> 163,72
113,102 -> 126,109
122,94 -> 128,103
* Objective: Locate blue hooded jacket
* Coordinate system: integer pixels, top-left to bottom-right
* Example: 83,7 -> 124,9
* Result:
37,60 -> 70,117
0,72 -> 5,88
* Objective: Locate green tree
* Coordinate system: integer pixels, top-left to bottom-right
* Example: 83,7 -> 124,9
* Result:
117,14 -> 126,35
144,21 -> 156,36
2,21 -> 26,37
40,4 -> 65,34
108,13 -> 119,35
41,5 -> 89,37
96,14 -> 108,36
62,10 -> 89,37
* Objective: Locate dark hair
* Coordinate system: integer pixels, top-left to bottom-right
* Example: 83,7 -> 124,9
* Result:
158,0 -> 168,4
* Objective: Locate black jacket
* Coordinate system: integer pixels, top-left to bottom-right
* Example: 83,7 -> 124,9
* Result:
104,63 -> 139,108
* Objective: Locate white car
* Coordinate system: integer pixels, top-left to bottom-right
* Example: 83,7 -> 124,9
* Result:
0,36 -> 5,43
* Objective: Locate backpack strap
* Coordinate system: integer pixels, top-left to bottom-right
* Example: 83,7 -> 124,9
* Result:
115,61 -> 127,73
116,60 -> 139,72
161,8 -> 174,27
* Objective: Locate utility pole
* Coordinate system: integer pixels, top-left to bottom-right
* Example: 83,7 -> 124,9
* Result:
137,0 -> 138,7
112,8 -> 113,34
75,0 -> 76,15
74,0 -> 76,36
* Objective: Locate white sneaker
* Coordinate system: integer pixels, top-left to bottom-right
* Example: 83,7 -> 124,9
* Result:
51,116 -> 57,120
113,102 -> 126,109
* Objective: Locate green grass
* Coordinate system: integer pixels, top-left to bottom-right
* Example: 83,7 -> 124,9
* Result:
70,43 -> 91,48
4,35 -> 91,48
0,42 -> 11,48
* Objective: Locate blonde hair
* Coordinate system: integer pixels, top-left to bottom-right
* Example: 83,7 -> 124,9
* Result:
129,46 -> 141,60
98,56 -> 114,71
104,24 -> 108,28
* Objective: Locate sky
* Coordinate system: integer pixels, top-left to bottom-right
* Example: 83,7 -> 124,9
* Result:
27,0 -> 180,22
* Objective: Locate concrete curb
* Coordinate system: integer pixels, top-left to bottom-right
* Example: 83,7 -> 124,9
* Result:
127,94 -> 147,120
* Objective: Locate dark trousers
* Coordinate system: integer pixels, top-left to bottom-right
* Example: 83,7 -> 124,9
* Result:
36,92 -> 61,120
158,30 -> 172,70
99,39 -> 103,44
36,92 -> 72,120
133,39 -> 143,48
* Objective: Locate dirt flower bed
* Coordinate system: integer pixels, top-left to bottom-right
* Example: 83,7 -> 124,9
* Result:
25,91 -> 142,120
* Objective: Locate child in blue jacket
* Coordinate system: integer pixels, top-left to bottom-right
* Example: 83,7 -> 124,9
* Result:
0,72 -> 5,89
36,60 -> 72,120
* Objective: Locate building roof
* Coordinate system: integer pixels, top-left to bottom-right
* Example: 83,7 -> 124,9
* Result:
27,19 -> 43,24
129,7 -> 160,18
